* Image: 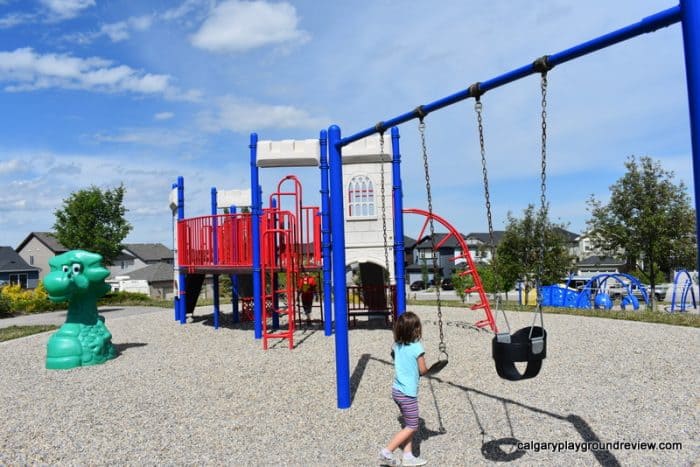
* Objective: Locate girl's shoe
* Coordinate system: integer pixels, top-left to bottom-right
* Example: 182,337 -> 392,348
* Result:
378,450 -> 399,466
402,454 -> 427,466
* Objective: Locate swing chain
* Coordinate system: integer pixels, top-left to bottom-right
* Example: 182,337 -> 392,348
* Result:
534,71 -> 548,332
379,131 -> 391,291
475,96 -> 507,333
475,97 -> 497,288
418,119 -> 446,356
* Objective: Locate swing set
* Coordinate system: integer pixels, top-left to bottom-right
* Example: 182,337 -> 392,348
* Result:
327,2 -> 700,409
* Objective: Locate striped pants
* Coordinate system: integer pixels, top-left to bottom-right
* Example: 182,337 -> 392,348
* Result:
392,387 -> 419,430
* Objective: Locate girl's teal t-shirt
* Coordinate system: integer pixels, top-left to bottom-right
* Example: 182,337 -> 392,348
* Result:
392,341 -> 425,397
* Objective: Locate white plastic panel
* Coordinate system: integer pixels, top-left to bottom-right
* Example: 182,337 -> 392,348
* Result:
342,133 -> 392,164
217,189 -> 252,207
168,188 -> 178,211
256,139 -> 320,167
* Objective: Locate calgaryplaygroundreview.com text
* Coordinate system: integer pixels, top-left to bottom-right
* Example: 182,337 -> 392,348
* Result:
517,440 -> 683,453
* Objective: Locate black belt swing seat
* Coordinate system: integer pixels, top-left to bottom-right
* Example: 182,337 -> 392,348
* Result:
492,325 -> 547,381
471,56 -> 552,382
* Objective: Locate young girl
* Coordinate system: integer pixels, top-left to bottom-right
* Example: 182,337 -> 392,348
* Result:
379,311 -> 429,466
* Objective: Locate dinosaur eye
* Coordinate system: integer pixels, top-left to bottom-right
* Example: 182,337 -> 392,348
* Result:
62,265 -> 69,273
72,264 -> 82,274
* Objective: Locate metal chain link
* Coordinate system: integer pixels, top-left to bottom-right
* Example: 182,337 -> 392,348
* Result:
419,119 -> 446,357
475,97 -> 506,331
475,98 -> 499,290
378,132 -> 392,307
534,72 -> 548,331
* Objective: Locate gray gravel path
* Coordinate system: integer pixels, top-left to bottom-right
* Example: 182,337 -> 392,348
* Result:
0,305 -> 698,466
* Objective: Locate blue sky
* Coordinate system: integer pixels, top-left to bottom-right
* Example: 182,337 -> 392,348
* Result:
0,0 -> 693,250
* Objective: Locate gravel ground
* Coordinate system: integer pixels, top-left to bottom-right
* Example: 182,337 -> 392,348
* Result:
0,305 -> 698,466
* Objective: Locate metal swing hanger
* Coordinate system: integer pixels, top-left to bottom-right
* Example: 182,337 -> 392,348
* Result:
416,111 -> 449,374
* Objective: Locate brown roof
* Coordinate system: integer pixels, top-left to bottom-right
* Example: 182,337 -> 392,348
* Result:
123,243 -> 173,262
15,232 -> 68,253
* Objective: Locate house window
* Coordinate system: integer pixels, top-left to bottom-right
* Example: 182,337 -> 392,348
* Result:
419,250 -> 437,260
347,175 -> 376,218
29,255 -> 34,265
9,274 -> 28,289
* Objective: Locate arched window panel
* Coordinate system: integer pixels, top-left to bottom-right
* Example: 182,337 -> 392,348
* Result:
347,175 -> 377,218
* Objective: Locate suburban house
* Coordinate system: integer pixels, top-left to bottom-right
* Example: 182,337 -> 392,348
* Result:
407,232 -> 475,284
109,243 -> 174,277
555,227 -> 584,260
108,243 -> 175,299
574,255 -> 627,276
117,262 -> 174,299
407,228 -> 614,287
0,246 -> 40,289
15,232 -> 68,282
464,231 -> 506,264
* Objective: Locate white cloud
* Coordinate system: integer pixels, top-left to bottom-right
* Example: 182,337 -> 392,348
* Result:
0,48 -> 200,101
0,149 -> 250,247
190,0 -> 309,53
163,0 -> 212,22
198,96 -> 326,133
94,128 -> 198,147
0,12 -> 38,28
40,0 -> 95,20
0,158 -> 26,175
100,15 -> 153,42
154,112 -> 175,121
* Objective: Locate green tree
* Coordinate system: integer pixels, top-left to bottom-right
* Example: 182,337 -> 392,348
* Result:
586,156 -> 696,301
53,184 -> 132,265
496,205 -> 573,304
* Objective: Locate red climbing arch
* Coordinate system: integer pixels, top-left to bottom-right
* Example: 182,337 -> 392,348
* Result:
404,208 -> 497,332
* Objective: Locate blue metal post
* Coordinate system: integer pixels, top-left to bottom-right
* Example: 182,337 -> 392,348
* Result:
329,125 -> 351,409
319,129 -> 333,336
391,127 -> 407,317
250,133 -> 263,339
230,205 -> 240,323
681,0 -> 700,272
211,187 -> 220,330
177,176 -> 186,324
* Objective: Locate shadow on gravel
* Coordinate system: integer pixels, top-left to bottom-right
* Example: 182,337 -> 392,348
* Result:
192,313 -> 256,331
114,342 -> 147,355
412,416 -> 447,457
350,353 -> 372,404
97,308 -> 125,313
369,356 -> 619,466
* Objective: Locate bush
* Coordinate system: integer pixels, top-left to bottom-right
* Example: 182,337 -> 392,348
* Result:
0,293 -> 11,315
98,291 -> 152,305
0,283 -> 63,314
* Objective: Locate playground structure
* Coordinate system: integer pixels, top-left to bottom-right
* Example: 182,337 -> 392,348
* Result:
171,133 -> 497,349
171,174 -> 323,350
167,2 -> 700,410
540,273 -> 652,311
669,269 -> 698,312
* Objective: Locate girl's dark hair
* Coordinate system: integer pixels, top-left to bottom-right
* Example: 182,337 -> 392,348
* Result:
393,311 -> 422,345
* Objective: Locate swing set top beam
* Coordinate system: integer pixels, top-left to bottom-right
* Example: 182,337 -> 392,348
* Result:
338,5 -> 681,148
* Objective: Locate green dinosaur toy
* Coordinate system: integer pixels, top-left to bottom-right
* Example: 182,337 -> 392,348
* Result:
44,250 -> 116,370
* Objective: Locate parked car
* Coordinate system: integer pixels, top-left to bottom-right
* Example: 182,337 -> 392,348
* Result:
608,282 -> 668,301
441,278 -> 454,291
410,279 -> 437,291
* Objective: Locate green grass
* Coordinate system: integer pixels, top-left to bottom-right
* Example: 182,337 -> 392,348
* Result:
407,299 -> 700,328
0,325 -> 58,342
